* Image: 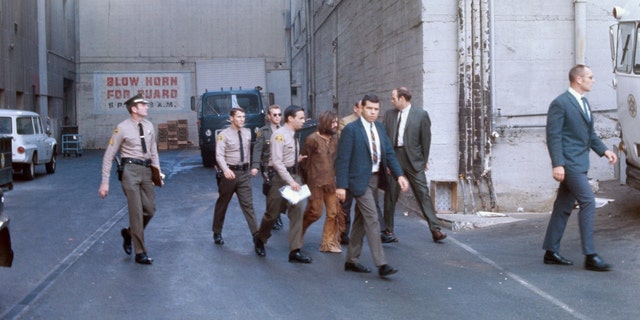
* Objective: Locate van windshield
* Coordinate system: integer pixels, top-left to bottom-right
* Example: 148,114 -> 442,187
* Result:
203,93 -> 260,116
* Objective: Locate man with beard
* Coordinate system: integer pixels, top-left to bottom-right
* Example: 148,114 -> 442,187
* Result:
300,110 -> 343,253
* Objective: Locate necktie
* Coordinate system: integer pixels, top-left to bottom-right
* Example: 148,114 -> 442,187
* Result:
581,97 -> 591,121
294,135 -> 299,173
370,123 -> 379,164
238,130 -> 244,163
138,123 -> 147,154
394,111 -> 402,147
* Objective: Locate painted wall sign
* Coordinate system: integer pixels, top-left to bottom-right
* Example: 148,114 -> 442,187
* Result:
93,72 -> 190,113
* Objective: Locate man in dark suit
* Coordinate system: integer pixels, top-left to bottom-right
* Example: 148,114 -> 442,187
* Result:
382,87 -> 447,242
335,94 -> 409,278
543,64 -> 617,271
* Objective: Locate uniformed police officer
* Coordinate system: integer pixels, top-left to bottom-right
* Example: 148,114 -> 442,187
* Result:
99,93 -> 160,265
251,104 -> 284,230
213,107 -> 259,245
253,105 -> 312,263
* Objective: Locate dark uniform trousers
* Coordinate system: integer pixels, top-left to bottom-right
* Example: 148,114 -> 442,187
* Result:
385,147 -> 441,232
121,163 -> 155,255
213,169 -> 259,235
256,173 -> 304,251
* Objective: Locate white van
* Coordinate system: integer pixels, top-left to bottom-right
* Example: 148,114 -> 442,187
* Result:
0,109 -> 57,180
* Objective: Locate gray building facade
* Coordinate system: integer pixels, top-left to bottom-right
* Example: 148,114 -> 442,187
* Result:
1,0 -> 624,212
290,0 -> 621,212
0,0 -> 77,141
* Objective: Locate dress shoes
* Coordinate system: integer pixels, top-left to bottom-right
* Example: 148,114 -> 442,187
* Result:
344,262 -> 371,273
288,249 -> 312,263
272,215 -> 283,230
135,252 -> 153,265
378,264 -> 398,278
431,228 -> 447,242
253,236 -> 265,256
120,228 -> 132,255
543,251 -> 573,265
381,230 -> 398,243
213,233 -> 224,245
585,254 -> 611,271
340,233 -> 350,245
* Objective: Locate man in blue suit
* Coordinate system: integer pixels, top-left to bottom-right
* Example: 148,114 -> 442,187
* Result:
543,64 -> 617,271
335,94 -> 409,278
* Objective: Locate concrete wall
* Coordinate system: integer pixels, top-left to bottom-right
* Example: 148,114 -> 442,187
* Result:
295,0 -> 622,212
0,0 -> 39,110
490,1 -> 620,211
0,0 -> 77,144
77,0 -> 289,149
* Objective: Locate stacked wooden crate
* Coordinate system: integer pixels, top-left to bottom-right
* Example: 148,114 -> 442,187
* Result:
157,123 -> 168,150
157,119 -> 189,150
177,119 -> 188,149
167,120 -> 178,149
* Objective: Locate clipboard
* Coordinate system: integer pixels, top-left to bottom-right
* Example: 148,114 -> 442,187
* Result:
279,184 -> 310,205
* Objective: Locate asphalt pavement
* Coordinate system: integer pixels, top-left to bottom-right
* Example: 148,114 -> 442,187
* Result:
0,148 -> 638,319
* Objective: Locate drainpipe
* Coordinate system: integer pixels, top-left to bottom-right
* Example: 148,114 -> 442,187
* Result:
306,0 -> 316,117
37,0 -> 48,119
332,38 -> 338,112
458,0 -> 497,212
575,0 -> 587,64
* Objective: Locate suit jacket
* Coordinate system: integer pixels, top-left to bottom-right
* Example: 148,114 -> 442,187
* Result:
338,113 -> 359,136
383,105 -> 432,172
335,119 -> 404,197
546,91 -> 607,174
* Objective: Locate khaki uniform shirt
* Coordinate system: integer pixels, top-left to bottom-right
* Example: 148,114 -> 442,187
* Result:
270,124 -> 298,185
216,127 -> 252,169
101,118 -> 160,185
338,113 -> 359,137
251,123 -> 279,171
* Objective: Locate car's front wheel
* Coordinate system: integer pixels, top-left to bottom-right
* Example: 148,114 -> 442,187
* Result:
46,150 -> 56,174
23,156 -> 36,180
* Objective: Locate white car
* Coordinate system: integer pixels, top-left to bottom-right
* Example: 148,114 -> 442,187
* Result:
0,109 -> 57,180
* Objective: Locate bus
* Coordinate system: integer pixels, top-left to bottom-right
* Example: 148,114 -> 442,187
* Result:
611,0 -> 640,190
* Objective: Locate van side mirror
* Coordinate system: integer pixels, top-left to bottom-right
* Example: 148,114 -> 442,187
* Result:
45,117 -> 52,136
191,96 -> 196,111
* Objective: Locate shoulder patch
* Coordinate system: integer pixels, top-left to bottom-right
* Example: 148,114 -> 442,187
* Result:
256,130 -> 262,138
217,134 -> 224,141
113,127 -> 119,134
274,134 -> 284,142
109,138 -> 114,146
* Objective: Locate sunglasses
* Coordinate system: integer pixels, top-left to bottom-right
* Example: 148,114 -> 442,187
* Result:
271,113 -> 282,117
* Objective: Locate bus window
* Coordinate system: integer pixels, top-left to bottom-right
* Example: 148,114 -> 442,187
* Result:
634,25 -> 640,73
617,22 -> 635,73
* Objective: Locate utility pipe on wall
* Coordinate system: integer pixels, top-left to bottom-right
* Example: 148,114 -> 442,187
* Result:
574,0 -> 587,64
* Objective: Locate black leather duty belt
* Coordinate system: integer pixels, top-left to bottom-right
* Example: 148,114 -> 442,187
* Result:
121,158 -> 150,167
286,166 -> 297,175
228,163 -> 250,171
267,166 -> 297,175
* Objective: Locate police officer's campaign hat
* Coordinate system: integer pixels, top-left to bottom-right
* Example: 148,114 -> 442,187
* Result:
124,93 -> 149,112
